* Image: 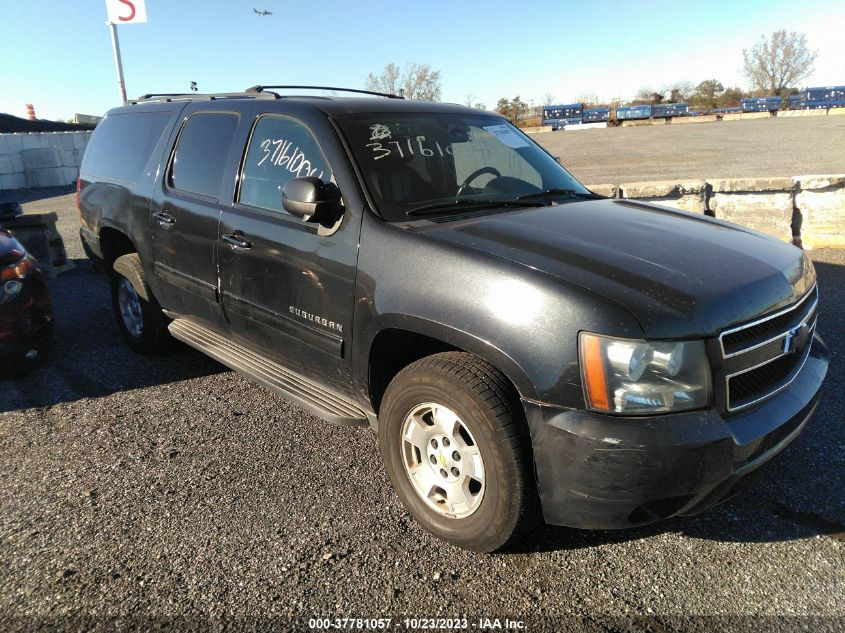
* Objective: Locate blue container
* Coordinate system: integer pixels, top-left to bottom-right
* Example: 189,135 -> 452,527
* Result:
787,95 -> 805,109
582,108 -> 609,122
543,103 -> 583,126
663,102 -> 689,117
803,86 -> 845,103
741,97 -> 780,112
616,105 -> 652,120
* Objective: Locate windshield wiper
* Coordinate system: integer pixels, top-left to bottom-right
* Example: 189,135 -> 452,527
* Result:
406,198 -> 547,217
515,188 -> 603,201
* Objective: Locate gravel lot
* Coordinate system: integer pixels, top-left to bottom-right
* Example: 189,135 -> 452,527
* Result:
0,185 -> 843,631
535,115 -> 845,184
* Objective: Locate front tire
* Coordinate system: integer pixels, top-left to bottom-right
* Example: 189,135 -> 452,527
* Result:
111,253 -> 169,354
379,352 -> 540,552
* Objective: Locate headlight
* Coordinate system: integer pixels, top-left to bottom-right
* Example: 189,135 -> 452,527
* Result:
579,332 -> 711,414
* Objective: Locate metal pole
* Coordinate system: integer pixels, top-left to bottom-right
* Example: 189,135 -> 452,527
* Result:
108,22 -> 128,104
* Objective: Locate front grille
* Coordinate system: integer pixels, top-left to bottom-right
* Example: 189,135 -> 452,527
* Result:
719,285 -> 818,413
728,346 -> 808,407
721,285 -> 818,356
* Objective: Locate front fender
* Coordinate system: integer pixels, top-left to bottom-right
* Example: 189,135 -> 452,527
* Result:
352,213 -> 644,409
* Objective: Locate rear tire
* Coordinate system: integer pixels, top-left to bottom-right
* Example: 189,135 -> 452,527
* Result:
379,352 -> 541,552
111,253 -> 170,354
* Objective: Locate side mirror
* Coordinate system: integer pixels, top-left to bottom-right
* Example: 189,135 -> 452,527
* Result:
281,177 -> 343,228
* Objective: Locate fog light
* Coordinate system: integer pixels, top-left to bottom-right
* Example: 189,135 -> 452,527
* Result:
3,279 -> 22,296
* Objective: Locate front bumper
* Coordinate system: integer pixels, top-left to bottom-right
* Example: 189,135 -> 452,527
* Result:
524,333 -> 829,529
0,271 -> 54,375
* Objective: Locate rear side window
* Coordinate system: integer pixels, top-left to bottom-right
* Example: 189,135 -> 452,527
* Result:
238,116 -> 334,213
81,111 -> 171,182
169,113 -> 239,198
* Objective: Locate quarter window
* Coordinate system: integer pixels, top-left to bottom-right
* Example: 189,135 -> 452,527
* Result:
238,116 -> 334,213
169,113 -> 239,198
81,111 -> 172,182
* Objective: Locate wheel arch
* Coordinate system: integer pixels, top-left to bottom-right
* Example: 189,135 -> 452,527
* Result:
98,226 -> 138,274
363,318 -> 538,417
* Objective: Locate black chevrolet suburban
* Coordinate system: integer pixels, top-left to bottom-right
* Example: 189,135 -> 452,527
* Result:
78,86 -> 828,551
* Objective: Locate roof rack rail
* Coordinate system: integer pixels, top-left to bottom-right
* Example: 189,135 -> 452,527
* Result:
245,85 -> 403,99
131,91 -> 279,104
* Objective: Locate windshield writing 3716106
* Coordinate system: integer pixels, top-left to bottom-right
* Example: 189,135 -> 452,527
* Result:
366,136 -> 454,161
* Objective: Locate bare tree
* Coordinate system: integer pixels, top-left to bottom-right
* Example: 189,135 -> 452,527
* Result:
402,63 -> 442,101
542,92 -> 555,106
365,63 -> 401,95
366,63 -> 441,101
743,30 -> 817,96
464,93 -> 476,107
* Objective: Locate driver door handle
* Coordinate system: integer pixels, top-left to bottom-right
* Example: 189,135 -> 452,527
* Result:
222,233 -> 252,253
152,211 -> 175,229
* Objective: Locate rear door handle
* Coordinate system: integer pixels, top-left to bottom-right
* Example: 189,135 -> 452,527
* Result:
152,211 -> 175,229
222,233 -> 252,253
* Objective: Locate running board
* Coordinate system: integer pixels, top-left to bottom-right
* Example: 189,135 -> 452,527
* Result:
168,318 -> 371,426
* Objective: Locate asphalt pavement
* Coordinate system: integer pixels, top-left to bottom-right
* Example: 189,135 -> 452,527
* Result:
0,190 -> 843,631
536,115 -> 845,184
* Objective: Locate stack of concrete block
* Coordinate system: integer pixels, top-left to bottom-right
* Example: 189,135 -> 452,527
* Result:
588,184 -> 617,198
619,180 -> 707,213
707,177 -> 796,241
0,211 -> 73,277
673,115 -> 718,124
778,109 -> 827,118
589,174 -> 845,248
0,131 -> 92,191
795,174 -> 845,249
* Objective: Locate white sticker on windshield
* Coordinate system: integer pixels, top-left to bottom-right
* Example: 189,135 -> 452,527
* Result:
483,124 -> 530,148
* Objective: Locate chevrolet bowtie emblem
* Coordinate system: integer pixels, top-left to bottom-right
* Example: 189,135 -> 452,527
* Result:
782,322 -> 808,355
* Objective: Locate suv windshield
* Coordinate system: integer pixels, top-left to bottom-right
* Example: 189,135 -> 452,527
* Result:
336,112 -> 591,221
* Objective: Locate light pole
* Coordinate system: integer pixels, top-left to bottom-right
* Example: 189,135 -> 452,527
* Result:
107,21 -> 128,104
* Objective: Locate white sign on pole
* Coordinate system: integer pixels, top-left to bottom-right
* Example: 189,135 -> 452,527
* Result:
105,0 -> 147,24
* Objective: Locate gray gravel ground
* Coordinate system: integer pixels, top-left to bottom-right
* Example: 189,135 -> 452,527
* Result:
0,188 -> 843,631
534,115 -> 845,184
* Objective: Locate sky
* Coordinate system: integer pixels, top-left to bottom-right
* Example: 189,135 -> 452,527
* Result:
0,0 -> 843,120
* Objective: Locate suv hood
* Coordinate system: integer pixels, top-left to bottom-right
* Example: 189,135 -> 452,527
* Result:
415,199 -> 815,338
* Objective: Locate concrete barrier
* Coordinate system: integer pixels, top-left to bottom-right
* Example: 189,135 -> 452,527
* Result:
778,109 -> 828,118
707,177 -> 795,241
587,173 -> 845,248
519,126 -> 549,134
588,184 -> 617,198
672,114 -> 718,124
723,112 -> 772,121
563,122 -> 608,131
619,180 -> 706,213
794,175 -> 845,249
0,131 -> 92,190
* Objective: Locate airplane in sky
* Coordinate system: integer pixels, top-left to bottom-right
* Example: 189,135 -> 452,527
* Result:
253,8 -> 273,16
